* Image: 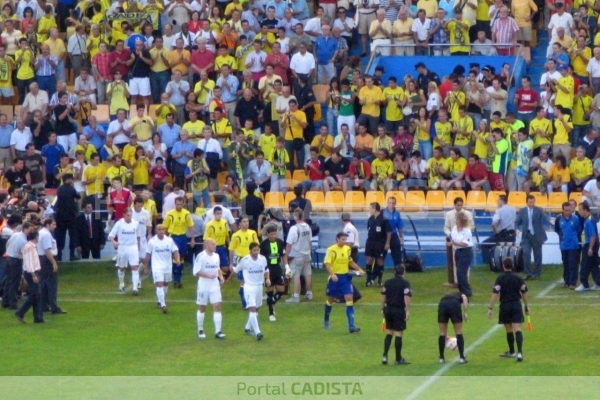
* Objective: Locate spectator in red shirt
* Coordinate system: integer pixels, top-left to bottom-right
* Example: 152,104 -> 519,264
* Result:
300,147 -> 324,191
190,38 -> 215,82
343,153 -> 372,193
392,125 -> 414,155
109,40 -> 133,80
108,177 -> 133,222
264,41 -> 290,85
150,157 -> 170,190
438,74 -> 456,106
514,76 -> 539,129
464,154 -> 491,193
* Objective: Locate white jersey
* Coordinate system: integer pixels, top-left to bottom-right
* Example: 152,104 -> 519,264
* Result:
108,219 -> 139,247
193,251 -> 221,288
132,208 -> 152,238
343,222 -> 360,248
233,254 -> 267,286
286,222 -> 312,257
146,235 -> 178,272
204,206 -> 236,226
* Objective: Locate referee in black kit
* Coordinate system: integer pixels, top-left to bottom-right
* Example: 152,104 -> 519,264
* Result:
381,264 -> 411,366
487,257 -> 530,362
437,292 -> 469,364
365,202 -> 391,287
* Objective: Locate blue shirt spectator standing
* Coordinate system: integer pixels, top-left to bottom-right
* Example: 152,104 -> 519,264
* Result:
314,25 -> 338,85
382,197 -> 405,266
555,202 -> 582,289
41,134 -> 66,188
0,114 -> 14,172
82,116 -> 106,151
171,130 -> 196,189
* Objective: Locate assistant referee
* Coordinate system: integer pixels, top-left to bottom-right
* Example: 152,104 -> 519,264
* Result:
488,257 -> 530,362
437,292 -> 469,364
381,264 -> 411,365
163,197 -> 195,288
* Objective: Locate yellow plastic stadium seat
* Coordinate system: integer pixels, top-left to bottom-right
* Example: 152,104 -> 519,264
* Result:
292,169 -> 308,183
445,190 -> 465,207
0,105 -> 13,118
94,105 -> 110,123
404,190 -> 425,211
149,104 -> 158,117
569,192 -> 583,205
529,192 -> 547,208
312,84 -> 329,103
465,190 -> 487,209
325,191 -> 344,212
425,190 -> 444,210
284,191 -> 295,206
366,191 -> 385,207
384,190 -> 405,205
344,191 -> 365,211
265,192 -> 284,208
305,191 -> 324,210
285,169 -> 292,180
508,191 -> 527,208
486,191 -> 506,211
548,192 -> 568,212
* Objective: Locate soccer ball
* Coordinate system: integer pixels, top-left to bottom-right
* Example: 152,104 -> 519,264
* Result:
446,337 -> 458,351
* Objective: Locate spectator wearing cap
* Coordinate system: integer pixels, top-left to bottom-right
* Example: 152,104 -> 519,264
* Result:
392,8 -> 414,56
333,7 -> 356,49
411,9 -> 432,56
354,0 -> 380,56
430,9 -> 450,56
491,6 -> 519,56
552,63 -> 575,113
510,0 -> 538,48
447,9 -> 471,55
547,4 -> 575,56
369,9 -> 392,56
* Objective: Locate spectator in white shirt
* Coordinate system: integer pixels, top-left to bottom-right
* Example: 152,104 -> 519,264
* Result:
245,40 -> 268,83
106,109 -> 131,148
165,70 -> 191,123
10,119 -> 33,158
246,151 -> 272,193
73,68 -> 97,105
411,9 -> 431,56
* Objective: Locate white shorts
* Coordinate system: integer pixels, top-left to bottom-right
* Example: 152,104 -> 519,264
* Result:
244,284 -> 263,308
138,237 -> 147,259
152,270 -> 172,283
129,77 -> 151,96
116,245 -> 139,268
196,285 -> 222,306
0,87 -> 15,97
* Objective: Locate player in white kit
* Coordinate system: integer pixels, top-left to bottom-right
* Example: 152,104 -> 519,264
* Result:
233,242 -> 270,340
132,197 -> 152,288
193,238 -> 226,339
143,224 -> 180,313
108,209 -> 141,294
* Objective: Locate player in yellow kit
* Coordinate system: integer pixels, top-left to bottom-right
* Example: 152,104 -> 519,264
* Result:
323,232 -> 365,333
229,216 -> 259,308
203,206 -> 231,275
163,197 -> 195,288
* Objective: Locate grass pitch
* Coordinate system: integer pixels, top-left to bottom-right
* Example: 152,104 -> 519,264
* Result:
1,262 -> 599,376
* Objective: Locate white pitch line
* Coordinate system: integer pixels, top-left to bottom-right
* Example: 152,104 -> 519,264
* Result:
405,278 -> 563,400
536,279 -> 563,298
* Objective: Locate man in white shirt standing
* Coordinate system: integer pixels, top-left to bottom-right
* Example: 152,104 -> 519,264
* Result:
290,42 -> 315,94
162,183 -> 178,218
285,208 -> 313,303
193,238 -> 226,339
106,109 -> 131,149
37,217 -> 65,315
411,9 -> 431,56
233,242 -> 269,340
546,2 -> 574,57
108,208 -> 140,294
144,224 -> 180,313
587,47 -> 600,95
132,197 -> 152,270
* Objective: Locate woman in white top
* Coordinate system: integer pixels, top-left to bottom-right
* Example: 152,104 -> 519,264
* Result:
447,211 -> 473,298
426,81 -> 441,119
147,133 -> 168,167
539,82 -> 556,121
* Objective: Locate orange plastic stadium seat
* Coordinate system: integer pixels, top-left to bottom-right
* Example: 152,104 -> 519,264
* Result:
384,190 -> 405,205
445,190 -> 465,207
292,169 -> 308,183
404,190 -> 425,211
94,105 -> 110,123
548,192 -> 568,212
486,191 -> 506,211
569,192 -> 582,205
344,191 -> 365,211
305,191 -> 324,210
466,190 -> 487,209
366,191 -> 385,207
325,191 -> 344,212
529,192 -> 547,208
425,190 -> 444,210
265,192 -> 284,208
508,191 -> 527,208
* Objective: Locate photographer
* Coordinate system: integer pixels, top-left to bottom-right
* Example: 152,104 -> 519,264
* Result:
54,173 -> 81,262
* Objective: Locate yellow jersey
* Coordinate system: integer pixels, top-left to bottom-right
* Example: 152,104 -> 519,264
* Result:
194,79 -> 215,105
555,76 -> 574,109
211,118 -> 233,146
434,121 -> 453,147
129,116 -> 155,142
229,229 -> 259,258
453,116 -> 474,147
473,130 -> 489,160
448,157 -> 467,177
183,120 -> 207,144
83,163 -> 106,196
446,91 -> 466,122
569,157 -> 593,180
548,164 -> 571,183
155,104 -> 176,127
163,209 -> 193,236
324,244 -> 352,274
284,110 -> 306,140
426,157 -> 449,188
15,49 -> 35,80
37,15 -> 57,43
371,158 -> 394,179
121,144 -> 138,166
358,85 -> 382,117
381,86 -> 405,122
204,219 -> 230,246
144,199 -> 158,222
106,165 -> 128,185
214,55 -> 237,71
310,135 -> 334,158
529,117 -> 553,148
74,144 -> 97,163
132,158 -> 150,185
573,95 -> 593,126
553,115 -> 573,145
258,133 -> 277,157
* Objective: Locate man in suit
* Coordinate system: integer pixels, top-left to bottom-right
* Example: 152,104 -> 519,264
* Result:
515,195 -> 548,280
443,197 -> 475,287
76,202 -> 106,260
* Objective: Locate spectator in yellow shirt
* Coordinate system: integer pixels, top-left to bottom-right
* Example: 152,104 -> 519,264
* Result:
547,155 -> 570,194
568,145 -> 594,193
310,125 -> 334,158
441,147 -> 467,191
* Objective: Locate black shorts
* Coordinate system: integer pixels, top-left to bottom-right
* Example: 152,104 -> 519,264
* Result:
437,300 -> 463,324
384,306 -> 406,332
268,264 -> 285,287
498,301 -> 524,325
365,240 -> 386,259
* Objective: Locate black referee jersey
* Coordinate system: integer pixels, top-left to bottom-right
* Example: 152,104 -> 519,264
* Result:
493,272 -> 528,302
382,276 -> 412,308
260,238 -> 286,266
367,213 -> 391,243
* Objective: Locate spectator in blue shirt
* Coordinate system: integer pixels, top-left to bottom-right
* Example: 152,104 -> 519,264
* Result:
555,201 -> 582,289
0,114 -> 15,172
171,130 -> 196,188
125,25 -> 146,52
41,132 -> 66,188
576,202 -> 600,291
382,196 -> 405,266
291,0 -> 310,22
265,0 -> 288,19
315,24 -> 338,85
82,116 -> 106,151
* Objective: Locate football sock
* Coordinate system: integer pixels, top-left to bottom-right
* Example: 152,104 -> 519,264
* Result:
267,291 -> 275,315
118,270 -> 125,286
197,311 -> 205,331
156,287 -> 165,307
132,270 -> 140,290
457,334 -> 465,358
164,285 -> 169,295
214,311 -> 222,333
507,332 -> 515,354
249,312 -> 260,334
324,300 -> 333,322
345,302 -> 355,328
245,319 -> 252,330
439,335 -> 446,358
515,331 -> 523,353
275,291 -> 285,302
394,336 -> 403,361
238,286 -> 247,308
384,334 -> 392,357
